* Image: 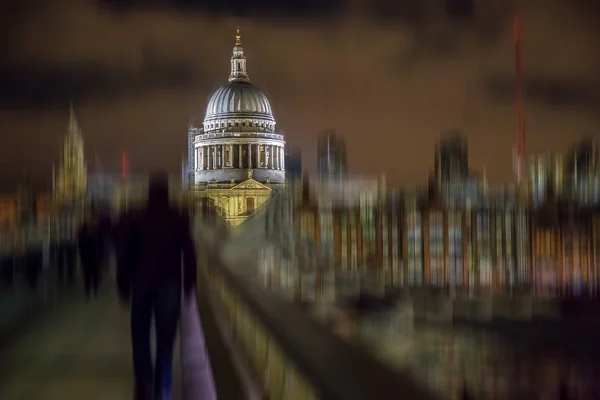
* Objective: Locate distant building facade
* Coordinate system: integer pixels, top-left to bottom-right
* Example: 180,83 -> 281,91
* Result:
287,133 -> 600,296
317,130 -> 347,180
285,146 -> 302,181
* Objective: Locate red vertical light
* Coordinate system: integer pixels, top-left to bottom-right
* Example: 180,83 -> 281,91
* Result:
514,14 -> 525,184
121,151 -> 128,179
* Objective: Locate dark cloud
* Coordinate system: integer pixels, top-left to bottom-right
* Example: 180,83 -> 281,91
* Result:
0,60 -> 206,109
445,0 -> 475,20
363,0 -> 427,23
97,0 -> 344,17
485,74 -> 600,113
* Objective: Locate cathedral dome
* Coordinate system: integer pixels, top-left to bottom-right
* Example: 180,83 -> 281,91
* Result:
205,80 -> 274,121
188,27 -> 285,187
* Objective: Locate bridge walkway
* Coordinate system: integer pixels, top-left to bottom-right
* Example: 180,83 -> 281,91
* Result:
0,285 -> 184,400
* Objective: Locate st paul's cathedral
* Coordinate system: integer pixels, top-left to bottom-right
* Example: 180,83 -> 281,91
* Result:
186,28 -> 286,226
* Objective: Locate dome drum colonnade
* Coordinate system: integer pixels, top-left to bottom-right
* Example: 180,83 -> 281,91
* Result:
191,28 -> 285,184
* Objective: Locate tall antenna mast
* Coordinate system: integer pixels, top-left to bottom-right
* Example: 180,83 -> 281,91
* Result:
121,151 -> 128,179
514,14 -> 525,184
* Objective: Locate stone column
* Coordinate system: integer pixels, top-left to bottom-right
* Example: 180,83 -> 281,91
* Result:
255,144 -> 260,169
194,147 -> 198,171
206,146 -> 210,169
259,145 -> 264,168
279,146 -> 282,169
281,146 -> 285,170
212,146 -> 216,169
274,146 -> 279,170
279,146 -> 283,169
248,143 -> 252,169
270,145 -> 275,169
238,144 -> 242,168
208,146 -> 211,169
264,145 -> 269,168
229,144 -> 233,167
270,145 -> 274,169
221,144 -> 225,168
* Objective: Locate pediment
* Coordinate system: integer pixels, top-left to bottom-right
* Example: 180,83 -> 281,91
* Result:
230,178 -> 272,191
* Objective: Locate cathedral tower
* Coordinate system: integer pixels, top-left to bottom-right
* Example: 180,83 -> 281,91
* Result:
55,103 -> 87,208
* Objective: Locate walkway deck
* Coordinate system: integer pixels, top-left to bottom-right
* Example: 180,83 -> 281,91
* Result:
0,287 -> 183,400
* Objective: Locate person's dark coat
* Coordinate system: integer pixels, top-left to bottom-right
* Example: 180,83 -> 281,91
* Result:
78,221 -> 100,269
116,175 -> 197,297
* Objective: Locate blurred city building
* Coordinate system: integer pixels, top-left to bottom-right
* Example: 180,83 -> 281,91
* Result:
281,132 -> 600,298
565,138 -> 600,204
527,152 -> 564,206
432,131 -> 481,206
0,194 -> 17,229
317,130 -> 347,180
284,146 -> 302,182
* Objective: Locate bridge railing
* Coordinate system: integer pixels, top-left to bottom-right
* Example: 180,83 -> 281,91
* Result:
197,224 -> 437,400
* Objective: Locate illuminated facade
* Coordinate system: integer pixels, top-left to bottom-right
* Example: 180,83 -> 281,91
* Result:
288,133 -> 600,296
0,195 -> 17,228
531,203 -> 600,296
527,152 -> 564,206
295,178 -> 534,293
54,104 -> 87,209
291,134 -> 538,294
186,28 -> 285,226
566,139 -> 600,204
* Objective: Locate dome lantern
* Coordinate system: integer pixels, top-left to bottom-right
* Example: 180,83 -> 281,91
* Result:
229,27 -> 249,82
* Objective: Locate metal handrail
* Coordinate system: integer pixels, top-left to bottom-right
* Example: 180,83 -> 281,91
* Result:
205,248 -> 437,400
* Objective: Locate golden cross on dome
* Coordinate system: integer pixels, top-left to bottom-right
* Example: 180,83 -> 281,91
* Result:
235,26 -> 241,46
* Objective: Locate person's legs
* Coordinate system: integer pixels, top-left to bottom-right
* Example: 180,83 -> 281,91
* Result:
91,263 -> 101,296
82,264 -> 92,297
57,246 -> 65,285
130,285 -> 155,399
66,245 -> 76,285
153,282 -> 181,399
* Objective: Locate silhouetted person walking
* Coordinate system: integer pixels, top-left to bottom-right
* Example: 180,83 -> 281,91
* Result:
78,211 -> 102,298
461,385 -> 474,400
116,171 -> 197,400
559,380 -> 570,400
96,211 -> 112,271
58,233 -> 77,287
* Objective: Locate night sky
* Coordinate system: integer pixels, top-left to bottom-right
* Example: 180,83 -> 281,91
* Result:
1,0 -> 599,190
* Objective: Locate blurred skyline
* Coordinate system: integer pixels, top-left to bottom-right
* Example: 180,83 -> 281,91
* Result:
1,0 -> 599,189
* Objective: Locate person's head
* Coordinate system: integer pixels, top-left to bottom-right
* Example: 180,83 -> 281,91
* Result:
85,207 -> 98,224
148,170 -> 169,207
